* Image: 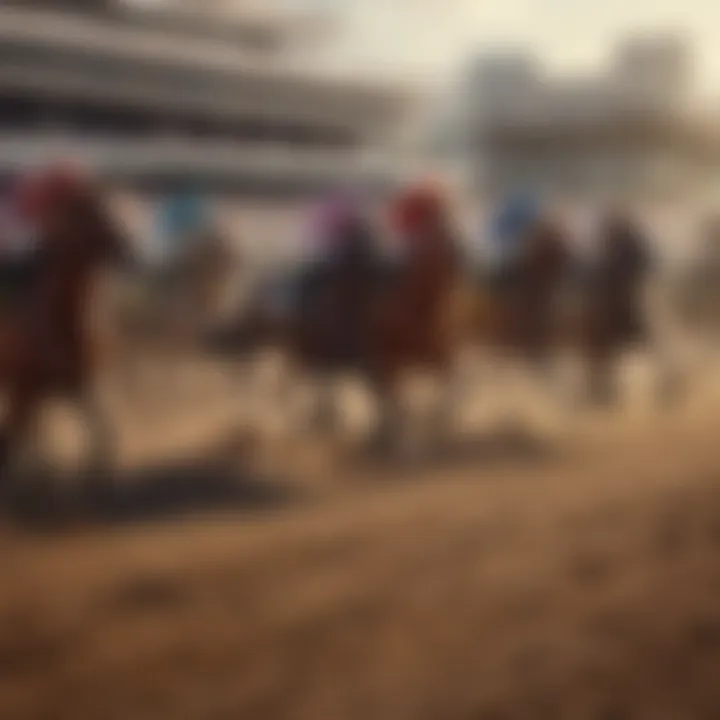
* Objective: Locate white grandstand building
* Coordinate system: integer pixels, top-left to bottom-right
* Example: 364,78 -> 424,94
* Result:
0,0 -> 413,193
464,36 -> 720,198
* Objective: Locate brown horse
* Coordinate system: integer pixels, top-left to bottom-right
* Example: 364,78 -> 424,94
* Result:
207,208 -> 466,451
363,218 -> 465,448
112,227 -> 238,406
471,215 -> 572,361
470,209 -> 676,408
0,175 -> 130,488
574,209 -> 678,404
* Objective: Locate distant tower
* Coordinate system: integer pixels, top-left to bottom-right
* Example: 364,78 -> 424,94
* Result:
614,36 -> 692,108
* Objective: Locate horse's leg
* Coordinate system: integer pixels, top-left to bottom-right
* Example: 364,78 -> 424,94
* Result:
367,372 -> 404,456
309,372 -> 338,435
496,351 -> 528,433
428,350 -> 471,449
585,346 -> 618,407
81,389 -> 115,473
0,381 -> 43,488
639,309 -> 688,408
73,386 -> 116,498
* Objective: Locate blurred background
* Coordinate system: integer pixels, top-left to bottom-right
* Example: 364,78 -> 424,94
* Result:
3,1 -> 720,252
2,2 -> 720,719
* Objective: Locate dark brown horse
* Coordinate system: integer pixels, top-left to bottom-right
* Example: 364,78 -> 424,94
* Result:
576,209 -> 669,404
0,173 -> 130,487
471,215 -> 573,361
207,199 -> 466,450
363,213 -> 464,447
471,209 -> 674,407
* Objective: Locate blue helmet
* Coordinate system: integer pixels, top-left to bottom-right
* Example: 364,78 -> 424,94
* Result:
493,188 -> 542,243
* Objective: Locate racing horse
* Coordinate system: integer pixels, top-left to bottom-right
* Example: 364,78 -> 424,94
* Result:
469,207 -> 678,407
363,186 -> 466,448
575,208 -> 681,405
113,225 -> 238,406
471,212 -> 572,363
207,184 -> 467,452
0,167 -> 130,489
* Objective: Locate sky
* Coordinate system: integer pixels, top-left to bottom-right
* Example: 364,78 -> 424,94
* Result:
293,0 -> 720,93
135,0 -> 720,92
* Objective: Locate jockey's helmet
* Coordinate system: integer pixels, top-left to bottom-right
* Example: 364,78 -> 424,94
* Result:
312,190 -> 363,241
491,188 -> 544,242
390,181 -> 447,238
503,188 -> 542,220
15,159 -> 90,219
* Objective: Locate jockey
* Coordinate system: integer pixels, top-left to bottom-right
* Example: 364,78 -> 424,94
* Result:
0,160 -> 87,261
15,159 -> 90,219
289,189 -> 377,319
152,187 -> 213,266
485,188 -> 544,278
391,181 -> 446,236
389,180 -> 453,257
596,206 -> 653,281
304,189 -> 374,267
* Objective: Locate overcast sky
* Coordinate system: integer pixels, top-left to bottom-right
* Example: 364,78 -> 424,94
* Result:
135,0 -> 720,91
294,0 -> 720,94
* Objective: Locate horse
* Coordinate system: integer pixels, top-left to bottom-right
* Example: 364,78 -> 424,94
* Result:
362,212 -> 466,449
112,225 -> 239,406
206,198 -> 467,453
471,214 -> 572,362
0,172 -> 130,490
579,209 -> 687,406
469,209 -> 676,409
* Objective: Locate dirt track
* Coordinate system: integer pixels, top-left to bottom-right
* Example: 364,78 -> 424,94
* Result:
1,370 -> 720,719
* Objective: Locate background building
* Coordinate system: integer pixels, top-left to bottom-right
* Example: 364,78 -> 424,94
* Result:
464,35 -> 720,198
0,0 -> 412,193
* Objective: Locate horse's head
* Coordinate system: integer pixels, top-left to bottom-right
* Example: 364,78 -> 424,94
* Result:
390,183 -> 459,275
597,208 -> 648,267
29,171 -> 132,272
526,214 -> 572,283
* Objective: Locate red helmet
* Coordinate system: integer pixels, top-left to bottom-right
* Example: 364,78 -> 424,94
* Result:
390,181 -> 447,238
15,160 -> 89,219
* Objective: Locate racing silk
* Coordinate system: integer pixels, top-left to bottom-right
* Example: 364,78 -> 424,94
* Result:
304,193 -> 364,264
390,183 -> 446,245
152,192 -> 211,264
487,191 -> 542,269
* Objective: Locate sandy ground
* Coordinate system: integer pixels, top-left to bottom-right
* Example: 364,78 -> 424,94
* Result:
1,189 -> 719,719
0,346 -> 719,719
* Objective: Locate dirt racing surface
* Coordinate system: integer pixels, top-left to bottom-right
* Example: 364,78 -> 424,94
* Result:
0,375 -> 719,720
